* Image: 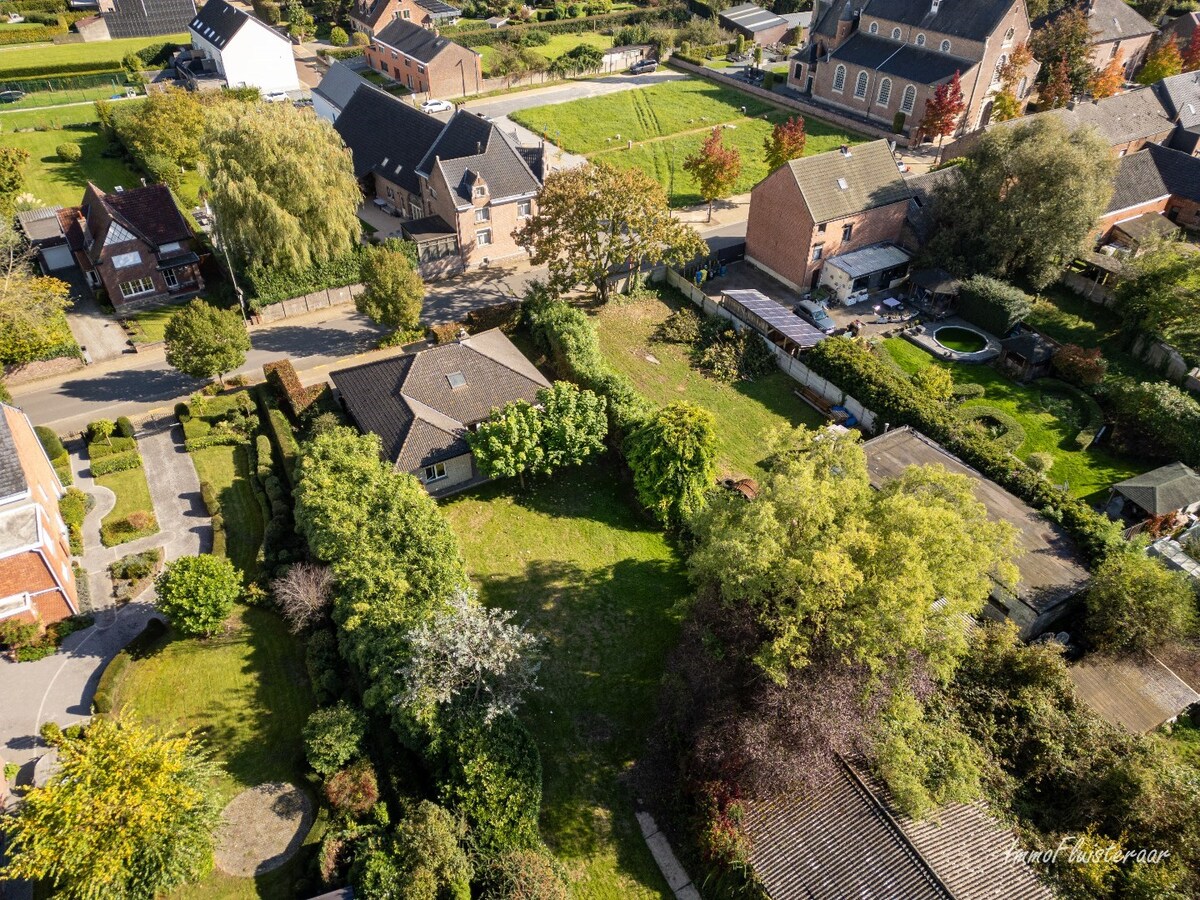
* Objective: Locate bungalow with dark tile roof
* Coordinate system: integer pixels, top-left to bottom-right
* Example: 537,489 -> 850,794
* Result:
330,328 -> 551,495
364,17 -> 479,97
58,182 -> 204,310
335,85 -> 545,274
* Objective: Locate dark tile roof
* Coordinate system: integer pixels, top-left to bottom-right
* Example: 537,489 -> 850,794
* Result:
828,31 -> 973,84
783,139 -> 912,224
1000,331 -> 1058,364
1108,143 -> 1200,212
1085,0 -> 1157,42
1153,70 -> 1200,129
862,0 -> 1017,41
102,183 -> 192,245
1107,147 -> 1171,211
314,59 -> 365,112
1169,125 -> 1200,155
373,17 -> 468,62
419,111 -> 541,202
402,214 -> 456,241
1050,87 -> 1175,145
1115,462 -> 1200,516
332,329 -> 550,471
334,84 -> 445,193
904,166 -> 959,242
189,0 -> 248,47
812,0 -> 855,41
0,407 -> 27,500
102,0 -> 195,38
744,756 -> 1054,900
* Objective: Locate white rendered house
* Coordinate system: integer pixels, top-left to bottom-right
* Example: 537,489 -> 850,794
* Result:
187,0 -> 299,95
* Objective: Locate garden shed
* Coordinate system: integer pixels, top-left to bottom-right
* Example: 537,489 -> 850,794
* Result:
997,331 -> 1059,382
1112,462 -> 1200,521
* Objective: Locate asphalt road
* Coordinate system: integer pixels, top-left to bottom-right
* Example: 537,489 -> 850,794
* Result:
15,265 -> 543,433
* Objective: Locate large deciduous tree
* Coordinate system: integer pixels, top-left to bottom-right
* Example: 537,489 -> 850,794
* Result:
515,162 -> 707,303
763,115 -> 807,171
1089,57 -> 1125,99
926,116 -> 1113,288
683,127 -> 742,222
537,380 -> 607,472
204,102 -> 362,272
155,555 -> 241,636
0,718 -> 222,900
351,801 -> 473,900
356,238 -> 425,333
163,299 -> 250,384
1184,28 -> 1200,72
625,401 -> 717,528
1031,7 -> 1097,97
116,86 -> 207,169
0,227 -> 73,365
1137,35 -> 1183,84
1085,549 -> 1197,653
468,400 -> 544,488
0,146 -> 29,216
398,589 -> 542,726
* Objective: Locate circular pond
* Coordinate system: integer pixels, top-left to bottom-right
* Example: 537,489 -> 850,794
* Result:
933,326 -> 988,354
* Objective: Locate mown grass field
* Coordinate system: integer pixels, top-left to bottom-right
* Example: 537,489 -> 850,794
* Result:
442,463 -> 687,900
0,33 -> 189,76
594,288 -> 826,477
89,435 -> 159,547
0,123 -> 143,207
880,336 -> 1148,503
110,605 -> 317,899
510,77 -> 868,205
0,80 -> 131,111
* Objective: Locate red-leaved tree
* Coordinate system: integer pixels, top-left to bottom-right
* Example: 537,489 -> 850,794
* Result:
1041,59 -> 1073,108
763,116 -> 807,172
1182,28 -> 1200,73
683,127 -> 743,223
919,71 -> 966,163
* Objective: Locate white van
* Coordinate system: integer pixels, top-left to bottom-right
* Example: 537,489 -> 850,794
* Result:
796,299 -> 835,334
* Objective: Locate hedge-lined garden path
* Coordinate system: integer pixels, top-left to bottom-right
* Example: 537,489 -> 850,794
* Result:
0,415 -> 211,772
215,782 -> 314,877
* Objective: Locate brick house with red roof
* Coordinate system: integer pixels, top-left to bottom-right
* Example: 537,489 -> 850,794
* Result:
58,182 -> 205,311
0,404 -> 78,629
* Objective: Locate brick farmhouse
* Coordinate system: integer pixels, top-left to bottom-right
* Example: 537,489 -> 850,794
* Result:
0,405 -> 78,629
336,84 -> 544,276
350,0 -> 459,39
364,18 -> 481,98
745,139 -> 914,294
58,183 -> 204,311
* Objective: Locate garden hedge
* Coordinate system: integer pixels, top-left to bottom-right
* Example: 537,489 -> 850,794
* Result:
183,431 -> 247,452
0,61 -> 121,79
90,450 -> 143,477
245,250 -> 363,307
264,359 -> 330,419
804,337 -> 1123,564
1036,378 -> 1104,450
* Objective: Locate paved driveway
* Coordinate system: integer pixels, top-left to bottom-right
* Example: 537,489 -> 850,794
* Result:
0,416 -> 209,776
59,267 -> 133,363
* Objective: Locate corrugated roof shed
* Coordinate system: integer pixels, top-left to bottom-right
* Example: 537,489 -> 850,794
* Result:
1070,652 -> 1200,733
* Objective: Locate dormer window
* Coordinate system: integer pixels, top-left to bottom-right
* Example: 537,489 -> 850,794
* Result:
868,20 -> 877,33
474,185 -> 486,198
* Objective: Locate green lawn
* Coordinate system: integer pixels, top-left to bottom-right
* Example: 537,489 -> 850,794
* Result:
1024,286 -> 1160,382
0,33 -> 189,77
0,80 -> 133,111
124,301 -> 185,344
594,289 -> 826,478
510,77 -> 868,205
183,393 -> 266,580
109,605 -> 317,899
0,100 -> 115,130
591,112 -> 861,206
0,124 -> 143,207
511,78 -> 780,153
442,464 -> 688,899
880,337 -> 1149,503
89,436 -> 159,547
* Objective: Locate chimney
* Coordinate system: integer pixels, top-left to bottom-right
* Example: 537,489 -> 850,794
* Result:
930,0 -> 940,12
839,144 -> 851,157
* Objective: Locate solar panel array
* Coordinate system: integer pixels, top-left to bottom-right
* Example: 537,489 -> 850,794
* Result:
722,289 -> 826,349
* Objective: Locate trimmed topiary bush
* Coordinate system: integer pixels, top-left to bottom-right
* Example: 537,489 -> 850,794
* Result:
55,142 -> 81,162
114,416 -> 135,439
329,25 -> 349,45
956,405 -> 1026,451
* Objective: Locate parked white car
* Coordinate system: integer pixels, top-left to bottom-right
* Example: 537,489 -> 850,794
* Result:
421,98 -> 454,114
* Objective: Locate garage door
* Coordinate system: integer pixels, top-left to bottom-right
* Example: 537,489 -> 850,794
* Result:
41,244 -> 75,271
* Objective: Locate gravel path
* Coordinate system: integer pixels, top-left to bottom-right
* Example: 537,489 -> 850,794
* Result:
215,783 -> 314,877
